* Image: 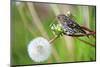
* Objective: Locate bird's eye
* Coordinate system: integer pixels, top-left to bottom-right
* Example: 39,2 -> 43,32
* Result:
57,16 -> 60,19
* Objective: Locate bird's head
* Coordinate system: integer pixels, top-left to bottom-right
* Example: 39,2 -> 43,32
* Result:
57,14 -> 69,22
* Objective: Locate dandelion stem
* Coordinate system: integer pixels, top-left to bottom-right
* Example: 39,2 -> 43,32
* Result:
76,37 -> 95,47
49,35 -> 59,44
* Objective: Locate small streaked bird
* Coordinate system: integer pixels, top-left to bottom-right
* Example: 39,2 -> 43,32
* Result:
57,14 -> 86,35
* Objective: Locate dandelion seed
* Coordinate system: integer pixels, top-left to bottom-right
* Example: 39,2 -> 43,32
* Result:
27,37 -> 52,62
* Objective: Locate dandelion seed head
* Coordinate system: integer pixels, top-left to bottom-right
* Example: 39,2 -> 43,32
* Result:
27,37 -> 52,62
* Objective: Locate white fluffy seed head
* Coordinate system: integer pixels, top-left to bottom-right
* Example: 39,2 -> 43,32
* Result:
27,37 -> 52,62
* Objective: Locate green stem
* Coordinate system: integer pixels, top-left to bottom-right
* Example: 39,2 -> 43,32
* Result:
49,35 -> 59,44
76,37 -> 95,47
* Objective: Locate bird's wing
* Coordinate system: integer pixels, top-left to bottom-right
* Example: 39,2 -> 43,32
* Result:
61,18 -> 86,34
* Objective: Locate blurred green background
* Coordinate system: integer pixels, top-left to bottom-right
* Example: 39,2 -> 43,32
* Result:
11,1 -> 96,65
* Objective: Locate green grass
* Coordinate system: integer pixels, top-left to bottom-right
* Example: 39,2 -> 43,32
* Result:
11,2 -> 96,65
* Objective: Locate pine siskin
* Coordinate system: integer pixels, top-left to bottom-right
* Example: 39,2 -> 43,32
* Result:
57,14 -> 86,35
